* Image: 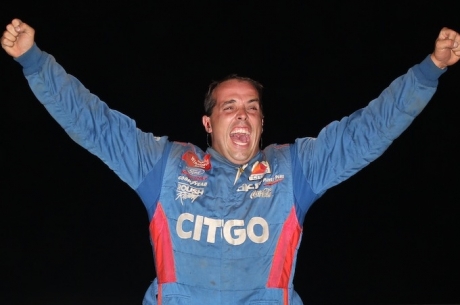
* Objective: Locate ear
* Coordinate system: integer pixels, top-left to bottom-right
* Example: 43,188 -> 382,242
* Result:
202,115 -> 212,133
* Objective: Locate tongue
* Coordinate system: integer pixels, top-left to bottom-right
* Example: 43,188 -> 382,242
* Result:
231,133 -> 250,144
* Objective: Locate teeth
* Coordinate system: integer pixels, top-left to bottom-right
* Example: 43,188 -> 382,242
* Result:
231,128 -> 250,135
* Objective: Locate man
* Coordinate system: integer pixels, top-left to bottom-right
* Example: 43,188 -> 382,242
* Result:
2,18 -> 459,304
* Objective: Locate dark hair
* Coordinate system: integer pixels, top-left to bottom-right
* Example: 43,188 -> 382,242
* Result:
204,74 -> 264,116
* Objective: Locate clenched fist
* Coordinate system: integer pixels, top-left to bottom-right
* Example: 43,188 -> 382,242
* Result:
1,19 -> 35,58
431,27 -> 460,69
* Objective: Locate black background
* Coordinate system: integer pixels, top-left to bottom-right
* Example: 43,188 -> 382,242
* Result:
1,2 -> 459,304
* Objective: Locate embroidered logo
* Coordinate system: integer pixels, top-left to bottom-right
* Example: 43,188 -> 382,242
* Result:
185,168 -> 205,176
250,188 -> 272,199
182,151 -> 211,170
263,174 -> 285,186
176,182 -> 204,204
182,169 -> 207,181
237,181 -> 263,192
176,213 -> 269,245
249,161 -> 271,181
178,175 -> 208,187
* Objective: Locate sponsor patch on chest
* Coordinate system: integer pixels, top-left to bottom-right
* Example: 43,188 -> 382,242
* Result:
176,182 -> 204,204
176,213 -> 269,245
249,161 -> 271,180
182,151 -> 211,170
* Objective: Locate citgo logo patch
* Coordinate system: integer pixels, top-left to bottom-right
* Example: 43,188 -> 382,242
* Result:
176,213 -> 269,245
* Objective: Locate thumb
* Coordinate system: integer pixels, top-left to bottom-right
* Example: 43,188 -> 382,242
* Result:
12,19 -> 33,35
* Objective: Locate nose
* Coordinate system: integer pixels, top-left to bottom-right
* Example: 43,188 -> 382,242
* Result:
237,108 -> 248,120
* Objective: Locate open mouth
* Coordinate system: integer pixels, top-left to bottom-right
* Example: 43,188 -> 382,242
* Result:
230,127 -> 250,146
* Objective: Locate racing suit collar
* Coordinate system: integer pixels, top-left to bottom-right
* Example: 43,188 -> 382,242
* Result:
206,147 -> 264,168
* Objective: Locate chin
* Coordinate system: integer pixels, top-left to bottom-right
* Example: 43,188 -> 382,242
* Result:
233,151 -> 256,163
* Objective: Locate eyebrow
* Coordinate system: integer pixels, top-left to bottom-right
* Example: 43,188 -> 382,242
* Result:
222,98 -> 260,106
222,100 -> 236,107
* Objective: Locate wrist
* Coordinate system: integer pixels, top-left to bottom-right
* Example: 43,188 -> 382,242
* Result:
430,53 -> 447,69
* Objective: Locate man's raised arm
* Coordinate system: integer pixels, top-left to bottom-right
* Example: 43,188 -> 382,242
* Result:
2,18 -> 170,191
294,27 -> 459,196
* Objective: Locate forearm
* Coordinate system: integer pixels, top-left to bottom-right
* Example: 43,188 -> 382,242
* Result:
297,54 -> 446,194
14,44 -> 168,189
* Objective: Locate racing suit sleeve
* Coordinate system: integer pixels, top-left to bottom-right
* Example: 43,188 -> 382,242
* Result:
292,55 -> 446,198
14,43 -> 169,190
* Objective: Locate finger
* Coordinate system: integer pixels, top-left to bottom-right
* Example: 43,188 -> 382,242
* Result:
1,34 -> 15,47
2,30 -> 18,42
453,31 -> 460,48
11,18 -> 23,31
439,27 -> 458,40
5,24 -> 20,37
436,38 -> 458,50
11,19 -> 34,37
453,47 -> 460,57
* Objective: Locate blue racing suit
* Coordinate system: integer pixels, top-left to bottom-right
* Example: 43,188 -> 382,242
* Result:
15,44 -> 445,304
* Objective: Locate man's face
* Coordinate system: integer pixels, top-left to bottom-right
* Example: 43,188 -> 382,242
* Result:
202,79 -> 264,165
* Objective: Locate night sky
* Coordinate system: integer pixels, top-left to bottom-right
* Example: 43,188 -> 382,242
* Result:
1,2 -> 459,305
